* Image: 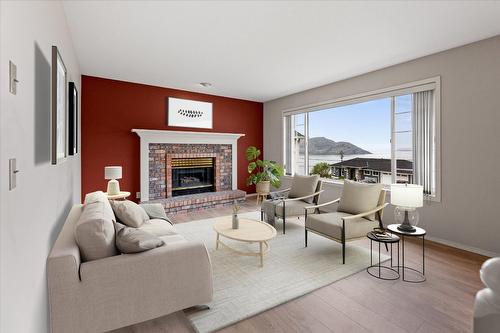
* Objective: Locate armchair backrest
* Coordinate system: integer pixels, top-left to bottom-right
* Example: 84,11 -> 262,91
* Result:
288,174 -> 320,203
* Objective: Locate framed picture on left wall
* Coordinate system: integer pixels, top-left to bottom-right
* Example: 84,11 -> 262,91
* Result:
68,82 -> 78,156
51,45 -> 67,164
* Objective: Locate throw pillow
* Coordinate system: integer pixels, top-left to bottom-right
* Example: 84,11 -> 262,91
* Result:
140,203 -> 172,225
110,200 -> 149,228
337,180 -> 383,221
83,190 -> 107,205
74,201 -> 118,261
288,174 -> 320,203
114,222 -> 165,254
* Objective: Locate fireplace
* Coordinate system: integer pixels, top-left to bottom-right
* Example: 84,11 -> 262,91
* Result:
171,157 -> 215,196
133,129 -> 246,212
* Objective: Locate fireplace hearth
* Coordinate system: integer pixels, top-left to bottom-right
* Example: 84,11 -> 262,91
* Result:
171,157 -> 215,196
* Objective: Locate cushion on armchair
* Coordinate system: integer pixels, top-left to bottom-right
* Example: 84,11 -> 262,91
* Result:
274,200 -> 310,217
306,211 -> 379,240
288,174 -> 320,203
337,180 -> 383,221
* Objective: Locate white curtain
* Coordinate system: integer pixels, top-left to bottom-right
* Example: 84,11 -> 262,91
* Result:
412,90 -> 435,195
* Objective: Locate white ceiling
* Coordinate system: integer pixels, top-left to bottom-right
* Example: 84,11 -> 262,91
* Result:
63,1 -> 500,102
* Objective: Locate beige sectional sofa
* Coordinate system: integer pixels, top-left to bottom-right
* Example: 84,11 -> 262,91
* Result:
47,193 -> 213,333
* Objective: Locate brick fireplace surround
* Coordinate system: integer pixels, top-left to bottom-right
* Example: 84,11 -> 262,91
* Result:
133,129 -> 246,213
149,144 -> 232,199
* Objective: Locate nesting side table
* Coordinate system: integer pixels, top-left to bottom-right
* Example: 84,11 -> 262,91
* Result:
387,224 -> 426,283
366,231 -> 400,280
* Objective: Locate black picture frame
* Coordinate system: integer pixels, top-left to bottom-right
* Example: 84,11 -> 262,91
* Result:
68,82 -> 78,155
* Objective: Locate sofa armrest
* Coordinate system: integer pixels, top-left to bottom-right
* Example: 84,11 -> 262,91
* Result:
79,240 -> 213,306
49,240 -> 212,333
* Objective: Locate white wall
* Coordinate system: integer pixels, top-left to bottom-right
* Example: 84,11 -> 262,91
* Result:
0,2 -> 81,332
265,35 -> 500,257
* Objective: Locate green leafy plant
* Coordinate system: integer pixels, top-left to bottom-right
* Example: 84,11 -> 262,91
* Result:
311,162 -> 332,179
246,146 -> 284,188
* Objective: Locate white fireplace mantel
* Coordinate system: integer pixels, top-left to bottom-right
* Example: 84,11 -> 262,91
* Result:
132,129 -> 245,201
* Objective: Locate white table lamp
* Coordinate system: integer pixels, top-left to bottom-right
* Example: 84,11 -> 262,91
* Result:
390,183 -> 423,233
105,166 -> 122,195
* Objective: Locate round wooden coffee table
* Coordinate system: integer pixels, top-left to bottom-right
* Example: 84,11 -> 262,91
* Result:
214,217 -> 277,267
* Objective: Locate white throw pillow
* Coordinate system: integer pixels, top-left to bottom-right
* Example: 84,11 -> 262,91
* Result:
337,180 -> 383,221
114,222 -> 164,254
74,201 -> 118,261
84,190 -> 107,205
110,200 -> 149,228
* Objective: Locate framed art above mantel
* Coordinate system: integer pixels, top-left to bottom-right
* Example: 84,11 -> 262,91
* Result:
167,97 -> 213,129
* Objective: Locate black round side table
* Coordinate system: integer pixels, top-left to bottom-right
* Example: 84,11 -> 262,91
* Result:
387,224 -> 426,283
366,231 -> 400,280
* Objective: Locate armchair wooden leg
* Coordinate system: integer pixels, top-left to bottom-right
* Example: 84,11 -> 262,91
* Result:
305,229 -> 308,247
260,210 -> 263,222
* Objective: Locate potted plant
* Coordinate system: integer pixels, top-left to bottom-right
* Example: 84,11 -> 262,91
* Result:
246,146 -> 284,194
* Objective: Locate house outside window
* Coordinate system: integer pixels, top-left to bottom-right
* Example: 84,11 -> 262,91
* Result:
282,77 -> 440,200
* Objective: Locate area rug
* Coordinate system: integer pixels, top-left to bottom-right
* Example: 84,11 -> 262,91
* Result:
175,211 -> 388,333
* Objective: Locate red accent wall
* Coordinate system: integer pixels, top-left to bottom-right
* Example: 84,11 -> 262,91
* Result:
81,76 -> 263,200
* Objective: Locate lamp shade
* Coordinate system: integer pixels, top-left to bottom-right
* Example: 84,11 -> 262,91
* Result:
390,184 -> 423,208
104,166 -> 122,180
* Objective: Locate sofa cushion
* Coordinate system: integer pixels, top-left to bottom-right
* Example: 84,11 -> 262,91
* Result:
75,201 -> 118,261
337,180 -> 383,221
306,212 -> 379,240
114,222 -> 165,254
138,219 -> 178,237
110,200 -> 149,228
288,174 -> 320,203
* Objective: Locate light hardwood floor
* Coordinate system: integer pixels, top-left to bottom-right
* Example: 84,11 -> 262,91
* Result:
112,196 -> 487,333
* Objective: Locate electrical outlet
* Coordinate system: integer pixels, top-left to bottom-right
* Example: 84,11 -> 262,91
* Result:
9,61 -> 18,95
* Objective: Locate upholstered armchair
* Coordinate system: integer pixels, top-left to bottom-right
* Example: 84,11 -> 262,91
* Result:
304,180 -> 388,264
261,175 -> 323,234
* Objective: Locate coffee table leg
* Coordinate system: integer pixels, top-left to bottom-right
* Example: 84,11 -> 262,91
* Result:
216,233 -> 220,250
259,242 -> 264,267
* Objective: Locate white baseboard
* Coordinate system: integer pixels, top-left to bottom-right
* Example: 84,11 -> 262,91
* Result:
426,236 -> 499,258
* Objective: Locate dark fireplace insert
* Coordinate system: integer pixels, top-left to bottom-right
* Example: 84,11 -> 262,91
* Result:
171,157 -> 215,196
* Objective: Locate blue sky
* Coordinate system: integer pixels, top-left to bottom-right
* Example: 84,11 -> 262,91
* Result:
301,95 -> 412,156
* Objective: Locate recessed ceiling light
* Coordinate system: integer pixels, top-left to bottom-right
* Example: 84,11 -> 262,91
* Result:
199,82 -> 212,88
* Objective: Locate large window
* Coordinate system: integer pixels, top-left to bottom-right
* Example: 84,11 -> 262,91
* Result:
283,78 -> 440,199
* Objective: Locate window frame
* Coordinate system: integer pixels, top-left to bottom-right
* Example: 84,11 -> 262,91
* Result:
281,76 -> 441,202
